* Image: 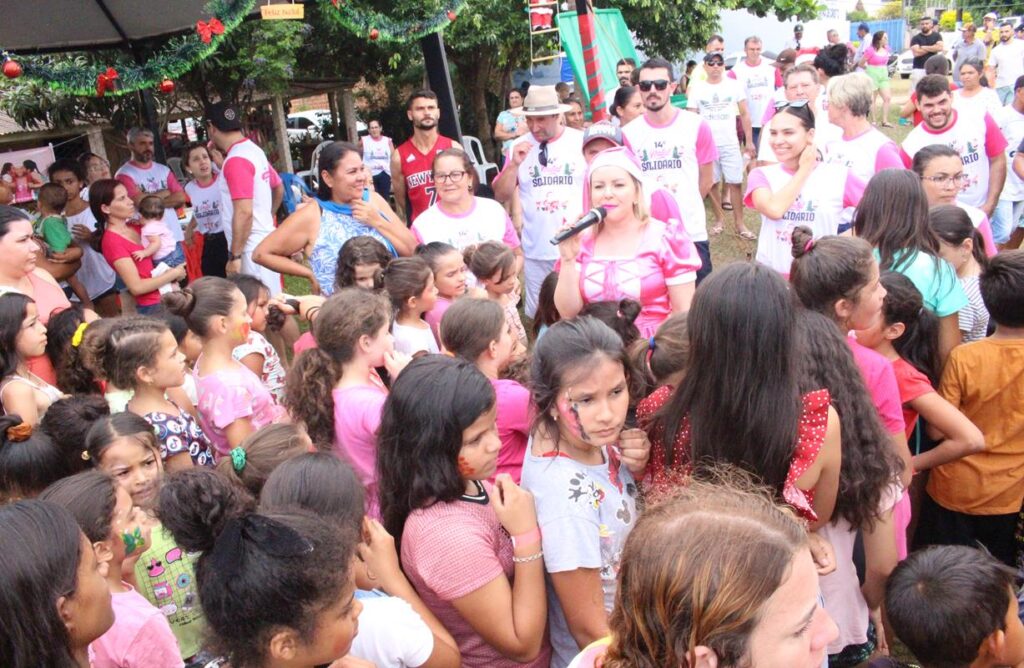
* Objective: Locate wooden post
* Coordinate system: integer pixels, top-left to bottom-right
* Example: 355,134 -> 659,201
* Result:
271,95 -> 294,174
341,88 -> 358,144
327,90 -> 341,139
86,126 -> 108,162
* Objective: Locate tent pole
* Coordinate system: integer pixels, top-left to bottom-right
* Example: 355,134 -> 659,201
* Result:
420,32 -> 463,144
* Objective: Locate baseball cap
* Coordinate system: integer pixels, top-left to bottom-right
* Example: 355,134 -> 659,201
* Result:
774,49 -> 797,67
984,11 -> 998,19
794,24 -> 804,31
205,101 -> 243,132
582,121 -> 625,149
704,50 -> 725,64
858,22 -> 870,32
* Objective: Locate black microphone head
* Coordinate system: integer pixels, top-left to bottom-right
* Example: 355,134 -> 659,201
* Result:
594,206 -> 608,221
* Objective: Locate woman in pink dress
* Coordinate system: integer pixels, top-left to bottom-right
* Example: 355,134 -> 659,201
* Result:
553,147 -> 701,338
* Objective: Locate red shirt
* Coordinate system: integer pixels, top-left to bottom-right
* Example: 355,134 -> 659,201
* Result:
396,134 -> 456,222
101,223 -> 160,306
892,357 -> 936,440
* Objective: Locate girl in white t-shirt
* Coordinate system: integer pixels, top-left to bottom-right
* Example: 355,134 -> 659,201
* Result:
384,257 -> 440,356
182,143 -> 227,278
745,103 -> 865,275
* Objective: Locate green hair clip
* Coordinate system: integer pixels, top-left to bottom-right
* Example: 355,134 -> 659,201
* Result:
230,446 -> 247,473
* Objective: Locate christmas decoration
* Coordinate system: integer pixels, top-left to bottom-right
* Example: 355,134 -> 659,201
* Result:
159,78 -> 175,93
196,18 -> 226,43
320,0 -> 467,43
0,0 -> 254,97
2,59 -> 21,79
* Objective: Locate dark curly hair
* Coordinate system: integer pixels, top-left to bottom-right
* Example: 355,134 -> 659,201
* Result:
579,299 -> 642,349
795,309 -> 902,529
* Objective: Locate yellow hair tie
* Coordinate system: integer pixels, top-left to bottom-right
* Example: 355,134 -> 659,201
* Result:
71,322 -> 89,348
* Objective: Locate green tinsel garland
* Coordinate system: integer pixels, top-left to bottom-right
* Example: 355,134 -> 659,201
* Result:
4,0 -> 255,97
319,0 -> 468,43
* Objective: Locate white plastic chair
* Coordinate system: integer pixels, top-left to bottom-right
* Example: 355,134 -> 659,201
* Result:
167,157 -> 185,183
461,135 -> 498,185
300,140 -> 334,191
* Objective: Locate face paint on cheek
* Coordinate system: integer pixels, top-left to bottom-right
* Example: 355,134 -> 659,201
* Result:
457,455 -> 475,477
557,392 -> 591,443
122,526 -> 145,556
237,322 -> 251,341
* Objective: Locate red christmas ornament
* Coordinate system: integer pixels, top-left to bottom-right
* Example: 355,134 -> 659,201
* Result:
447,10 -> 457,21
3,59 -> 22,79
369,28 -> 380,40
159,78 -> 175,94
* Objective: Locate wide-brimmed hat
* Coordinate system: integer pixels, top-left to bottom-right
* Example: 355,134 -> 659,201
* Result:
511,85 -> 573,116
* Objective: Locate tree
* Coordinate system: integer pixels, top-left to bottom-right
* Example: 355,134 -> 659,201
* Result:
939,9 -> 973,31
875,1 -> 903,19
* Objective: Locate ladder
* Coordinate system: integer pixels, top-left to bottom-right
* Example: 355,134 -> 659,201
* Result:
528,0 -> 564,73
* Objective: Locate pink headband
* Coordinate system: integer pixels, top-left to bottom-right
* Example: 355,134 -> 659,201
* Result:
583,146 -> 646,211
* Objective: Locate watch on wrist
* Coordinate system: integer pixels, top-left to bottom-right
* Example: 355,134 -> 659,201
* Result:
229,253 -> 243,261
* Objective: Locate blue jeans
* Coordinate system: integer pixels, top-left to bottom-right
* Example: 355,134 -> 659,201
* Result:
155,242 -> 186,268
992,199 -> 1024,244
372,171 -> 392,200
694,240 -> 713,285
998,86 -> 1014,105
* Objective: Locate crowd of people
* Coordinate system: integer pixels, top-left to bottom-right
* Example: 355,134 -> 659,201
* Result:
1,28 -> 1024,668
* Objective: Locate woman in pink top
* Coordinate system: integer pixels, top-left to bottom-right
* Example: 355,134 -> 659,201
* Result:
0,206 -> 73,384
439,298 -> 530,483
856,31 -> 893,126
164,277 -> 285,456
283,288 -> 409,516
554,147 -> 701,338
90,180 -> 186,315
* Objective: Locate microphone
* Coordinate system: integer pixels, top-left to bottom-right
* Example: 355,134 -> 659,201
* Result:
549,207 -> 608,245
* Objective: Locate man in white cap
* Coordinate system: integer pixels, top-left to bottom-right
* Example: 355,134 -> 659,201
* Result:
982,12 -> 1000,60
493,85 -> 586,316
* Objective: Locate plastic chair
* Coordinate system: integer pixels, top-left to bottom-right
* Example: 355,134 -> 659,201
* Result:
167,157 -> 186,183
461,136 -> 499,185
302,140 -> 334,192
279,172 -> 313,215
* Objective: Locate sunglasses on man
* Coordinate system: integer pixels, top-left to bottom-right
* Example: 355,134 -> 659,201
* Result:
638,79 -> 670,92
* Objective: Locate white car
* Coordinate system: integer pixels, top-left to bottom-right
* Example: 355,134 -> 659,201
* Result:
287,110 -> 367,143
896,48 -> 954,78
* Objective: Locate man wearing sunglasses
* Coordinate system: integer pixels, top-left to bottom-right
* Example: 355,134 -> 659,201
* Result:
687,51 -> 756,240
623,57 -> 718,282
493,84 -> 586,316
900,74 -> 1007,218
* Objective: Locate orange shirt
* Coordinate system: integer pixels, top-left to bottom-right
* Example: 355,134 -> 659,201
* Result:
928,338 -> 1024,514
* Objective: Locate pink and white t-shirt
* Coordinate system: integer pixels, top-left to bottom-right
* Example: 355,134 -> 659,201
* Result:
89,584 -> 183,668
115,161 -> 185,243
332,383 -> 387,517
900,109 -> 1008,208
824,127 -> 903,183
412,196 -> 520,250
183,176 -> 224,235
502,128 -> 586,261
231,330 -> 286,401
729,58 -> 776,127
744,162 -> 866,274
623,110 -> 718,242
193,361 -> 286,457
219,138 -> 277,252
686,78 -> 746,146
572,218 -> 701,337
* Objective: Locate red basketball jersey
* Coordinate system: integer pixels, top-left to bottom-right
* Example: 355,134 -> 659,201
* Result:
396,134 -> 456,223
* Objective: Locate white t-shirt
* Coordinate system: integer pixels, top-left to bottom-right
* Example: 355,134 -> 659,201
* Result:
623,110 -> 719,242
65,207 -> 117,299
411,196 -> 520,251
504,128 -> 586,260
392,321 -> 440,356
362,135 -> 393,176
900,109 -> 1009,208
349,594 -> 434,668
953,88 -> 1003,117
824,127 -> 903,183
994,104 -> 1024,201
114,161 -> 184,243
744,162 -> 865,274
183,176 -> 225,235
729,59 -> 776,128
989,39 -> 1024,88
686,78 -> 746,146
219,138 -> 275,252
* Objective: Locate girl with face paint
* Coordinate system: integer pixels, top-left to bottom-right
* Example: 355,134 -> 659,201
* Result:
40,470 -> 183,668
164,277 -> 286,457
521,316 -> 648,668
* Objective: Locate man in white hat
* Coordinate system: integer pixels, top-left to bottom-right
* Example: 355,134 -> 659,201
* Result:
493,84 -> 586,316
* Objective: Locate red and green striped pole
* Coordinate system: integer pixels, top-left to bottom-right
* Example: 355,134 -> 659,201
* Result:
576,0 -> 607,121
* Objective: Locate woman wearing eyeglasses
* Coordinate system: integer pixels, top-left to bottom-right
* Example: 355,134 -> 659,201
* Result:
554,148 -> 700,338
412,149 -> 523,266
911,144 -> 998,256
253,141 -> 416,296
745,103 -> 866,276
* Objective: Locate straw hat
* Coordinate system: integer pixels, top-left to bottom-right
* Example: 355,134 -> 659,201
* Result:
511,85 -> 573,116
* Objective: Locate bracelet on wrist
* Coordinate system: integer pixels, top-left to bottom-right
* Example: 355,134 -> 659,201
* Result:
304,306 -> 321,321
512,550 -> 544,564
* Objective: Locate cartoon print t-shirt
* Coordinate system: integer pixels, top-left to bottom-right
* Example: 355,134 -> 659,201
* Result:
133,524 -> 205,661
520,443 -> 638,668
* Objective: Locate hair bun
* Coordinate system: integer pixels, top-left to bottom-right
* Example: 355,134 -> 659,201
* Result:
156,469 -> 255,554
162,288 -> 196,318
790,226 -> 816,259
617,298 -> 642,324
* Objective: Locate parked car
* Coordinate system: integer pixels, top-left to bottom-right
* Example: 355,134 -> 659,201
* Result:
287,109 -> 367,144
896,48 -> 954,78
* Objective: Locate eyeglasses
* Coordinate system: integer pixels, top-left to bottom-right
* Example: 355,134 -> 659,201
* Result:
706,61 -> 725,67
638,79 -> 670,92
920,173 -> 966,186
434,170 -> 467,184
775,99 -> 811,110
539,141 -> 548,167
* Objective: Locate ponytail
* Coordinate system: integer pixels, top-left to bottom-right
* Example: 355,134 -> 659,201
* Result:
628,312 -> 689,398
283,348 -> 342,450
